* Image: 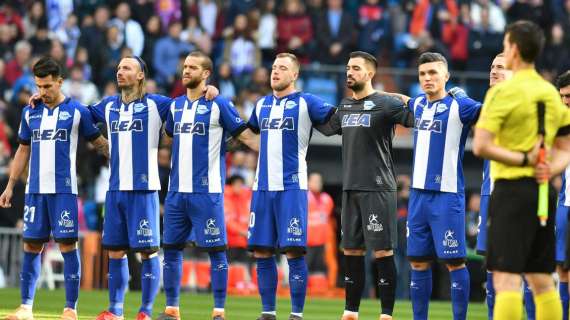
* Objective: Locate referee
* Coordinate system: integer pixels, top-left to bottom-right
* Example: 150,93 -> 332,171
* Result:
317,51 -> 413,320
473,20 -> 570,320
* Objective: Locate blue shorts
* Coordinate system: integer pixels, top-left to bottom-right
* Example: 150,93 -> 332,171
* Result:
556,204 -> 569,264
247,190 -> 308,253
22,193 -> 78,243
163,191 -> 226,251
476,194 -> 490,255
102,190 -> 160,252
407,189 -> 466,261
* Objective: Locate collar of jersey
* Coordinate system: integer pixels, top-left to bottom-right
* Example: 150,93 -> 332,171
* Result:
184,95 -> 206,107
37,97 -> 70,114
272,91 -> 300,102
424,95 -> 449,107
119,94 -> 147,111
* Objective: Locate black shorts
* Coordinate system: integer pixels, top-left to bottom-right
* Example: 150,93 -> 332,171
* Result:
341,190 -> 397,251
487,178 -> 557,274
306,245 -> 326,273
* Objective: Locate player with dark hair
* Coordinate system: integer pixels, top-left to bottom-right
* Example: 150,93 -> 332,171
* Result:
474,20 -> 570,320
406,52 -> 481,320
0,56 -> 108,320
316,50 -> 413,320
156,51 -> 258,320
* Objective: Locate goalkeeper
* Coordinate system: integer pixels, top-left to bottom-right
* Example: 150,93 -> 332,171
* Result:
473,20 -> 570,320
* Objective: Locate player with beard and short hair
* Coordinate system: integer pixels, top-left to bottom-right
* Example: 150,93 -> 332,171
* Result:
316,51 -> 414,320
156,51 -> 258,320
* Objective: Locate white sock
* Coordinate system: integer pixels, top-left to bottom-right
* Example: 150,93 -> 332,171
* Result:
291,312 -> 303,317
262,311 -> 277,315
343,310 -> 358,316
213,308 -> 225,312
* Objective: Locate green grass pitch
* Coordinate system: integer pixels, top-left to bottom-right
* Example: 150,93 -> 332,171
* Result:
0,288 -> 490,319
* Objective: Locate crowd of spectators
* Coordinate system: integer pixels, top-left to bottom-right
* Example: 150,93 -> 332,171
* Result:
1,0 -> 570,295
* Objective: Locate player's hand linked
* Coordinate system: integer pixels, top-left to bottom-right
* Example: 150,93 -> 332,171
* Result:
28,93 -> 41,108
527,138 -> 545,167
448,87 -> 468,99
535,161 -> 550,183
204,85 -> 220,101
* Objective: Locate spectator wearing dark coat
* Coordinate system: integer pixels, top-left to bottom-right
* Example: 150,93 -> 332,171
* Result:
314,0 -> 356,64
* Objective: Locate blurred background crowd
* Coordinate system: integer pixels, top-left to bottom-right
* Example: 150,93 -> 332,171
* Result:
0,0 -> 570,302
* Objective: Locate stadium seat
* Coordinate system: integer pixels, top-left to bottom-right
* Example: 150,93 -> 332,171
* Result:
305,77 -> 338,106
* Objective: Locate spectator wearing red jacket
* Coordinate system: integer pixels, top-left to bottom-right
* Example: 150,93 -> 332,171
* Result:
307,172 -> 337,288
276,0 -> 314,64
224,175 -> 252,261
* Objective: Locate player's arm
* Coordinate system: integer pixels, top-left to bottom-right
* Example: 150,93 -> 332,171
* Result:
314,109 -> 341,136
548,133 -> 570,176
381,91 -> 411,105
473,128 -> 541,166
385,95 -> 414,128
237,128 -> 259,152
90,135 -> 109,159
0,144 -> 30,208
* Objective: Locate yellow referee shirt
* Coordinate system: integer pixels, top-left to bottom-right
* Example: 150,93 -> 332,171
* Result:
476,68 -> 570,180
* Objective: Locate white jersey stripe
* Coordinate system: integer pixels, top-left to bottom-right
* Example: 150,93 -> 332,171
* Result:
297,97 -> 311,190
70,109 -> 80,194
267,98 -> 284,190
24,110 -> 30,194
38,107 -> 58,193
208,102 -> 223,193
440,100 -> 462,193
147,99 -> 161,190
178,100 -> 198,192
412,97 -> 432,190
118,103 -> 134,190
252,99 -> 264,191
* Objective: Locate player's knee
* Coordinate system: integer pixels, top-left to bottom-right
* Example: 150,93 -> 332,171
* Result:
493,272 -> 522,292
58,242 -> 77,253
525,273 -> 556,295
344,249 -> 365,256
444,259 -> 466,271
410,261 -> 430,270
557,265 -> 569,282
253,249 -> 274,259
373,250 -> 393,258
284,247 -> 306,259
23,242 -> 44,253
108,250 -> 127,259
140,251 -> 159,260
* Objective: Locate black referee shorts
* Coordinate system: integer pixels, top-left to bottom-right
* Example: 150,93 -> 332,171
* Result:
341,190 -> 397,251
487,177 -> 557,274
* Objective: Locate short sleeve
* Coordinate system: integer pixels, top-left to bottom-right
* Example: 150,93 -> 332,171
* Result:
89,96 -> 111,124
457,96 -> 482,125
18,108 -> 31,145
385,96 -> 414,127
78,105 -> 101,141
247,99 -> 262,133
304,94 -> 335,125
476,85 -> 518,134
150,94 -> 173,121
217,98 -> 247,137
164,102 -> 175,137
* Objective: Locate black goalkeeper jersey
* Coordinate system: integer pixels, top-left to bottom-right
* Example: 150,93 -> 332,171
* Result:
318,92 -> 413,191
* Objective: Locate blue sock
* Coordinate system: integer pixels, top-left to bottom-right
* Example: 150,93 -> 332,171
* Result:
163,249 -> 183,307
486,271 -> 495,319
256,257 -> 278,312
209,251 -> 229,309
450,267 -> 470,320
524,279 -> 535,320
62,250 -> 81,309
108,258 -> 129,316
410,269 -> 432,320
560,282 -> 569,320
288,256 -> 308,314
140,255 -> 160,316
20,251 -> 41,306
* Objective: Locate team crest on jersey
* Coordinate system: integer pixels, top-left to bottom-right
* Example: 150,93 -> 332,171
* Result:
285,100 -> 297,109
174,122 -> 206,135
434,102 -> 448,114
133,103 -> 146,113
58,111 -> 72,121
32,129 -> 69,141
342,114 -> 371,127
260,117 -> 295,131
287,218 -> 303,236
137,219 -> 153,237
366,213 -> 383,232
110,119 -> 143,132
363,100 -> 375,110
196,105 -> 209,114
58,210 -> 74,228
443,229 -> 459,248
204,218 -> 221,236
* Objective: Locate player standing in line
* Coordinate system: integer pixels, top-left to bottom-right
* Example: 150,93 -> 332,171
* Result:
406,52 -> 481,320
556,70 -> 570,320
0,56 -> 109,320
246,53 -> 335,320
155,51 -> 258,320
316,51 -> 414,320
